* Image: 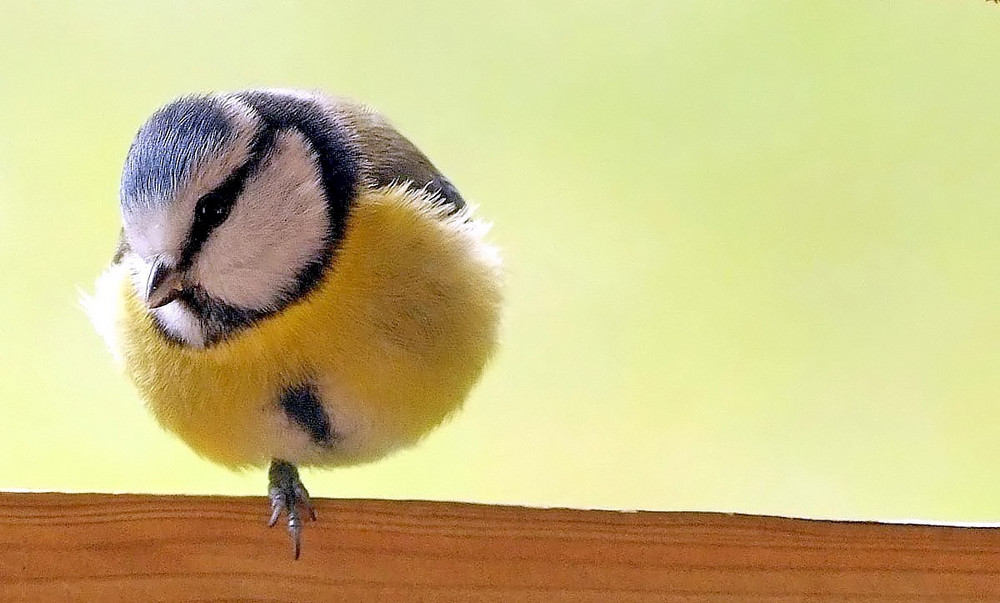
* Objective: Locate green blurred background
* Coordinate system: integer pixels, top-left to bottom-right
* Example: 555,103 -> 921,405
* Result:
2,1 -> 1000,522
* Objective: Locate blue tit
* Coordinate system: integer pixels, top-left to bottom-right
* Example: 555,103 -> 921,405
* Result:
85,89 -> 503,559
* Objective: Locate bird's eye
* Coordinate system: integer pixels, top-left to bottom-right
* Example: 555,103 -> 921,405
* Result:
193,189 -> 234,231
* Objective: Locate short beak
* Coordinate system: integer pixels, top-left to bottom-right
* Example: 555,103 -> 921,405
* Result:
145,258 -> 183,309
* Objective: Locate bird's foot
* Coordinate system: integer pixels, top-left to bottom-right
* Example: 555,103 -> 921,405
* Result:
267,459 -> 317,560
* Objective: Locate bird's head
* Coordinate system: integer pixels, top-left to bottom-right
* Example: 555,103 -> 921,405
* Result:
119,92 -> 356,346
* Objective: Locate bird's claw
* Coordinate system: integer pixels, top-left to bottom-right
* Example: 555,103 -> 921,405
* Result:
267,460 -> 317,560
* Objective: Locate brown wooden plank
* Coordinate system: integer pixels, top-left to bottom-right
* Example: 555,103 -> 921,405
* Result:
1,492 -> 999,601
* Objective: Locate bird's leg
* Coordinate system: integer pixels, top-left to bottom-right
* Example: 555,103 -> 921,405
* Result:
267,459 -> 317,560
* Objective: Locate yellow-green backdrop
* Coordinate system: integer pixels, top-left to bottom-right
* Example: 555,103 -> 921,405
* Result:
2,1 -> 999,522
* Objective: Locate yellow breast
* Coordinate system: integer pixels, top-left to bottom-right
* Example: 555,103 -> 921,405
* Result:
90,185 -> 502,469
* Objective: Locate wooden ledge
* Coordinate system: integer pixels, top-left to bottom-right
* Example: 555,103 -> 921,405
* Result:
1,492 -> 999,600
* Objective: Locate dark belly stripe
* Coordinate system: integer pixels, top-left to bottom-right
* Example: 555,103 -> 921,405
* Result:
279,383 -> 334,446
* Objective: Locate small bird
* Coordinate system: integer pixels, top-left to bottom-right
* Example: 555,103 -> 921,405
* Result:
85,89 -> 502,558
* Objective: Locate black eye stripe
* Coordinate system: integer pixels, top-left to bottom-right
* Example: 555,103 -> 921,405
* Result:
178,124 -> 278,269
149,92 -> 365,348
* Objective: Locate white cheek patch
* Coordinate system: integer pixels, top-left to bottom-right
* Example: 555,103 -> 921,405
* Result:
192,129 -> 330,310
119,254 -> 206,347
123,206 -> 188,263
96,253 -> 205,350
151,302 -> 206,348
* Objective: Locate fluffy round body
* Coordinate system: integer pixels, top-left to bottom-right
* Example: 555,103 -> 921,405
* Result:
87,90 -> 502,469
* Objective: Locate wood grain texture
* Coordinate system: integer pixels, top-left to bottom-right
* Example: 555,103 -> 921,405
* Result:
1,492 -> 999,601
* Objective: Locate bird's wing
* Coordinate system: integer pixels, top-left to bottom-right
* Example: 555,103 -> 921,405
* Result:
111,229 -> 130,265
335,101 -> 467,213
